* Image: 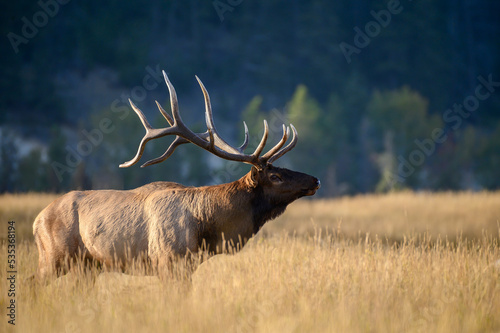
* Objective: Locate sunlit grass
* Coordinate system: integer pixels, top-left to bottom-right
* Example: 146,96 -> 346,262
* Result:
0,191 -> 499,332
0,193 -> 58,241
267,191 -> 500,241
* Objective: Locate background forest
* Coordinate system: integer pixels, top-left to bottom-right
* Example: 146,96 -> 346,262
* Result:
1,0 -> 499,195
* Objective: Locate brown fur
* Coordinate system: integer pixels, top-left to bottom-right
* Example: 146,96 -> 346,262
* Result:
33,165 -> 319,281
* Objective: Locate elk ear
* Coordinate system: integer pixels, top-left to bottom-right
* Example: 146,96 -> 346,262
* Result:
248,166 -> 260,187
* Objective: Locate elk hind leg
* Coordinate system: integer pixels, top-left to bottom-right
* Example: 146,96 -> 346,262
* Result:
34,217 -> 77,283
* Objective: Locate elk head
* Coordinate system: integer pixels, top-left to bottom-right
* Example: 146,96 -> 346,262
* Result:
120,71 -> 320,200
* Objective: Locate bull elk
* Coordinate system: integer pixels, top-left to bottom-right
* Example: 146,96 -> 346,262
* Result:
32,71 -> 320,281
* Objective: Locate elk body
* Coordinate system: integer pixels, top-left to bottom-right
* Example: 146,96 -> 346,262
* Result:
32,71 -> 320,281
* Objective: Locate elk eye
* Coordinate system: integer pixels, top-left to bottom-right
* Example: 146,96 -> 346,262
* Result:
269,174 -> 282,182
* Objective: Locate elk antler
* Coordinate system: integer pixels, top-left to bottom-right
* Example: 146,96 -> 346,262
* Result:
119,71 -> 298,169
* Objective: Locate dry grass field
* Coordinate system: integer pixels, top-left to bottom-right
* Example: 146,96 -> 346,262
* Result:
1,191 -> 499,332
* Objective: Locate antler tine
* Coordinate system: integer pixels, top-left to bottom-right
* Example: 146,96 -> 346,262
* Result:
196,75 -> 217,137
162,71 -> 183,126
251,120 -> 269,158
260,124 -> 288,162
266,124 -> 298,164
119,136 -> 150,168
238,122 -> 249,152
140,136 -> 189,167
162,72 -> 212,146
141,130 -> 214,168
195,75 -> 242,155
121,81 -> 189,168
119,100 -> 157,168
155,100 -> 174,126
130,99 -> 153,130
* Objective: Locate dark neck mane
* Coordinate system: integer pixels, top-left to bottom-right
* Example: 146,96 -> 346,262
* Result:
196,172 -> 292,236
251,198 -> 288,233
249,184 -> 290,234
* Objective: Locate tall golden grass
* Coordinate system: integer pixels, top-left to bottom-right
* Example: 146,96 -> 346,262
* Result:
0,191 -> 499,332
0,193 -> 58,241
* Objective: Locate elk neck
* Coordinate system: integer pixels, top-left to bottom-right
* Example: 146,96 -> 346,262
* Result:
190,171 -> 290,236
219,172 -> 290,232
247,181 -> 290,234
